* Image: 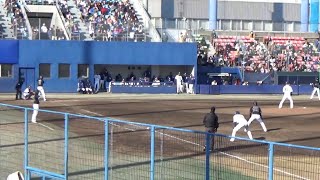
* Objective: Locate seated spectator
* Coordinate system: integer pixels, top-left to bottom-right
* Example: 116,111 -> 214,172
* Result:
23,86 -> 34,100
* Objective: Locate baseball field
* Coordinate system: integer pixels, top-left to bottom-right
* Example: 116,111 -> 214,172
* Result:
0,93 -> 320,179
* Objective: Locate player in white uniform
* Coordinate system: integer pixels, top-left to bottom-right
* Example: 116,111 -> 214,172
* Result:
31,90 -> 40,123
230,111 -> 253,142
37,76 -> 46,101
279,82 -> 293,109
23,86 -> 34,100
94,74 -> 101,93
310,78 -> 320,100
248,101 -> 267,132
175,72 -> 183,94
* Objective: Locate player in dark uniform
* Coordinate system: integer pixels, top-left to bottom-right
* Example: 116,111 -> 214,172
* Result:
247,101 -> 267,132
310,77 -> 320,100
31,90 -> 40,123
37,76 -> 46,101
15,79 -> 23,100
203,106 -> 219,151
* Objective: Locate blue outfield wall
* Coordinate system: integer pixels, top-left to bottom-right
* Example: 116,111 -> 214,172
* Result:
197,85 -> 314,95
0,40 -> 197,93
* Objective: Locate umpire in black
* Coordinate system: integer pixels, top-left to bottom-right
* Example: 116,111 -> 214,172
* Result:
203,106 -> 219,151
15,79 -> 23,100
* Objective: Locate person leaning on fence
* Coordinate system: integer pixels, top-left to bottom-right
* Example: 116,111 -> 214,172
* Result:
203,106 -> 219,151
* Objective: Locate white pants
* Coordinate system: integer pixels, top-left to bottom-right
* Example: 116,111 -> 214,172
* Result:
279,94 -> 293,108
31,104 -> 39,123
231,122 -> 253,141
248,114 -> 267,132
310,88 -> 320,100
189,84 -> 194,94
185,83 -> 189,93
177,84 -> 182,93
37,86 -> 46,101
108,82 -> 112,93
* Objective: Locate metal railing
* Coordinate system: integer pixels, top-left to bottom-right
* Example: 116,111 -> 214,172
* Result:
1,103 -> 320,180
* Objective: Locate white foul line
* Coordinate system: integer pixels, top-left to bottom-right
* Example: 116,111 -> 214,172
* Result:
76,108 -> 309,180
37,122 -> 55,131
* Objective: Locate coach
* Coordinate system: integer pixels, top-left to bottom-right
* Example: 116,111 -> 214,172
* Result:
203,106 -> 219,151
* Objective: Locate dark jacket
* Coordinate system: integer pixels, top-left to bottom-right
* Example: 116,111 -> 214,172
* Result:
250,105 -> 261,116
15,81 -> 23,90
203,112 -> 219,128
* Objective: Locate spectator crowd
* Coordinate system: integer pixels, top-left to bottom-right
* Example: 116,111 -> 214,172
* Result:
76,0 -> 145,41
199,30 -> 320,73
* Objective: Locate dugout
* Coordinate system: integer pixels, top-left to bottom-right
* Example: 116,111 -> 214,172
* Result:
0,40 -> 197,93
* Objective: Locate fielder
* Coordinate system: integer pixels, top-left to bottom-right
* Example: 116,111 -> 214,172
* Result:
278,82 -> 293,109
230,111 -> 253,142
310,78 -> 320,100
175,72 -> 183,94
248,101 -> 267,132
37,76 -> 46,101
31,90 -> 40,123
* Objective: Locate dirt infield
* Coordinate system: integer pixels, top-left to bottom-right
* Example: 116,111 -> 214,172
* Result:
1,93 -> 320,179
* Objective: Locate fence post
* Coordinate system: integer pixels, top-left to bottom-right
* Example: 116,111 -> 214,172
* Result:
24,108 -> 29,180
150,126 -> 155,180
205,133 -> 210,180
104,119 -> 109,180
268,143 -> 274,180
64,113 -> 69,180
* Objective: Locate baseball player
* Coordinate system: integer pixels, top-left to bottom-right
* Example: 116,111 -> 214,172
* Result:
31,90 -> 40,123
6,171 -> 24,180
23,86 -> 34,100
230,111 -> 253,142
175,72 -> 183,94
188,74 -> 195,94
94,73 -> 101,93
37,76 -> 46,101
248,101 -> 267,132
203,106 -> 219,151
310,78 -> 320,100
278,82 -> 293,109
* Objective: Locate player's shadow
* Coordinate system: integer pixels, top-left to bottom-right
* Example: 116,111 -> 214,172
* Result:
255,137 -> 266,140
267,128 -> 281,132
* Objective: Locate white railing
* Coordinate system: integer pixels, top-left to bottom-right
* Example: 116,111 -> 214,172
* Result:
21,0 -> 33,40
55,3 -> 71,40
129,0 -> 161,42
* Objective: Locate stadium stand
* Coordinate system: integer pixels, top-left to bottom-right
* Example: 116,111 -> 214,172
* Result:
76,0 -> 145,41
202,31 -> 320,73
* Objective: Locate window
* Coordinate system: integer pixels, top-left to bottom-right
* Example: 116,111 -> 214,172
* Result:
0,64 -> 13,77
39,64 -> 51,78
78,64 -> 89,78
58,64 -> 70,78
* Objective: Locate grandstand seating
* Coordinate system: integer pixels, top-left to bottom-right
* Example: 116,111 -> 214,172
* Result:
207,34 -> 320,73
76,0 -> 145,41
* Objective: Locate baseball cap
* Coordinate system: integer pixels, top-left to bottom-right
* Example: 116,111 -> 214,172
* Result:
235,111 -> 240,115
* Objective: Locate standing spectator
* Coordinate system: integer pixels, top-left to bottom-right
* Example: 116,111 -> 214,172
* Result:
203,106 -> 219,151
15,79 -> 23,100
40,23 -> 48,39
162,32 -> 168,42
31,90 -> 40,123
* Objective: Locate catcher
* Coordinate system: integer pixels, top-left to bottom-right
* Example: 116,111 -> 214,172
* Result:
203,106 -> 219,151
